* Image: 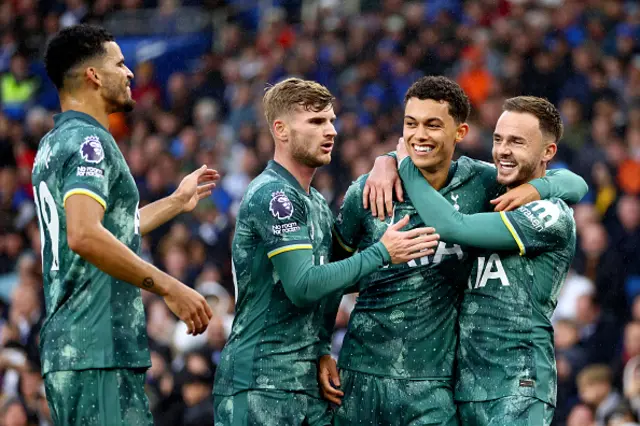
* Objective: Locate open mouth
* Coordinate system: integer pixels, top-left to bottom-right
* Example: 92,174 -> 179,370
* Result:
498,160 -> 517,171
321,142 -> 334,152
412,144 -> 436,155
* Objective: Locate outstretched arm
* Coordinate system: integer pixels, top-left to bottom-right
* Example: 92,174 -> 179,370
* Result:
139,166 -> 219,235
398,159 -> 520,252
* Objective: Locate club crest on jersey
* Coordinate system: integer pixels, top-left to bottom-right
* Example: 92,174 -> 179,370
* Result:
269,190 -> 294,220
80,135 -> 104,164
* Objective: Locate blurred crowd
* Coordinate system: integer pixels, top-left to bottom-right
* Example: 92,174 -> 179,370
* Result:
0,0 -> 639,425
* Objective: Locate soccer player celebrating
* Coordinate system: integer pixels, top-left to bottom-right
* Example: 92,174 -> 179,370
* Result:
212,77 -> 440,426
322,77 -> 586,425
33,25 -> 217,425
396,96 -> 577,425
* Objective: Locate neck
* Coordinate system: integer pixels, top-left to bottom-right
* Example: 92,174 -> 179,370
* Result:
506,165 -> 547,191
60,92 -> 110,130
418,164 -> 450,190
273,150 -> 315,193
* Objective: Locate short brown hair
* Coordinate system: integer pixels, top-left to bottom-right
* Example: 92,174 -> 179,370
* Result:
263,78 -> 335,128
577,364 -> 612,388
503,96 -> 564,143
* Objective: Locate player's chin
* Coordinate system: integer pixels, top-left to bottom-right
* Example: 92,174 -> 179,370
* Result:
496,169 -> 520,186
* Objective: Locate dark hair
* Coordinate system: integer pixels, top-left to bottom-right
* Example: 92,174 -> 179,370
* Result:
44,24 -> 115,90
404,76 -> 471,124
502,96 -> 564,143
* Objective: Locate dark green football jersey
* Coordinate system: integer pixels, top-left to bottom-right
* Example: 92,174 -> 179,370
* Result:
214,160 -> 341,398
455,199 -> 576,406
31,111 -> 149,375
334,157 -> 502,379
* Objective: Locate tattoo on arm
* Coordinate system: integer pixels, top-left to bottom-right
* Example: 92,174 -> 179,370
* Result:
142,277 -> 154,289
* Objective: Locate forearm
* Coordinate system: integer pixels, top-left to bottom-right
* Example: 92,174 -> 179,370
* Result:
318,297 -> 341,357
71,225 -> 175,296
272,242 -> 390,307
530,169 -> 588,204
139,195 -> 183,236
399,160 -> 518,251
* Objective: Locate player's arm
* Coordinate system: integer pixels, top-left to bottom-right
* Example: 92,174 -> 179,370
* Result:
398,159 -> 520,252
66,195 -> 180,296
62,130 -> 212,335
255,184 -> 437,308
490,168 -> 588,211
530,168 -> 588,204
363,152 -> 402,219
139,165 -> 219,236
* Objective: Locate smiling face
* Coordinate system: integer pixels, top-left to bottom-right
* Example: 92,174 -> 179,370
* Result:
492,111 -> 556,188
282,105 -> 337,168
403,97 -> 468,174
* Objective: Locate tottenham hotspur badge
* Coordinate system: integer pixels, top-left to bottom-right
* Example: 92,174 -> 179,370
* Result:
269,190 -> 294,220
80,135 -> 104,164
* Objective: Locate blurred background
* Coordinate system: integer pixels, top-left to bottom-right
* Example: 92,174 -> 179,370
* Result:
0,0 -> 639,425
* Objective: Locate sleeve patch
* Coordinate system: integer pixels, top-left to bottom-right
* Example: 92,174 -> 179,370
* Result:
269,190 -> 294,220
80,135 -> 105,164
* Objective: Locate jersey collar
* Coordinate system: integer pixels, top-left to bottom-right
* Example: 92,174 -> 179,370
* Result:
266,160 -> 309,195
53,111 -> 108,132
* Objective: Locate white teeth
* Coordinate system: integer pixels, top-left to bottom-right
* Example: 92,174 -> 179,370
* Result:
500,161 -> 516,168
414,145 -> 434,152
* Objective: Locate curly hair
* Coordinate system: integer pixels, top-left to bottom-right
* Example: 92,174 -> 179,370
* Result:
44,24 -> 115,90
503,96 -> 564,143
404,76 -> 471,124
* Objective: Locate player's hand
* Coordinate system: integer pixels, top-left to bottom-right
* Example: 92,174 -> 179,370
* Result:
395,137 -> 409,164
318,355 -> 343,405
173,165 -> 221,213
490,183 -> 539,212
163,281 -> 214,335
363,155 -> 403,221
380,215 -> 440,264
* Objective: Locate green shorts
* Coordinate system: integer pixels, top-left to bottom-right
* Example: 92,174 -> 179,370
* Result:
332,369 -> 458,426
458,396 -> 554,426
44,368 -> 153,426
214,390 -> 332,426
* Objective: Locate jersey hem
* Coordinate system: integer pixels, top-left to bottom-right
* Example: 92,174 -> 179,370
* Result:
337,365 -> 453,381
42,359 -> 151,376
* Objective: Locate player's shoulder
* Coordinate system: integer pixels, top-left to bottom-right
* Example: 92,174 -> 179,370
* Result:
456,156 -> 497,180
340,174 -> 368,205
240,170 -> 306,220
516,198 -> 575,235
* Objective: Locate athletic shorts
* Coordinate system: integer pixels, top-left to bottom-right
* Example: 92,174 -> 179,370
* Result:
214,389 -> 332,426
44,368 -> 153,426
332,369 -> 458,426
458,396 -> 554,426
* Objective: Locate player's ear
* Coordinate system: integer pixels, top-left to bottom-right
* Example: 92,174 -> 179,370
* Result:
542,141 -> 557,163
273,119 -> 288,142
85,66 -> 102,88
455,122 -> 469,143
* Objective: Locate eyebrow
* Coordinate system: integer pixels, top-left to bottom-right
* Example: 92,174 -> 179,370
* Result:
493,133 -> 526,142
404,115 -> 444,122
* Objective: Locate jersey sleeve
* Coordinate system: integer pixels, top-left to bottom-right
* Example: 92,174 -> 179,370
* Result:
529,168 -> 588,205
61,128 -> 114,210
249,182 -> 313,258
501,199 -> 575,256
333,177 -> 367,254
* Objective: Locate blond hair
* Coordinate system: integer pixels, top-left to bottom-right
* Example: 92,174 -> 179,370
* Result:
262,78 -> 334,131
577,364 -> 612,388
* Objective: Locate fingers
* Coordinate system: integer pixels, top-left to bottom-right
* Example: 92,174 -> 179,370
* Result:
197,183 -> 217,194
383,183 -> 393,220
319,370 -> 343,405
369,186 -> 378,218
404,226 -> 436,238
493,197 -> 511,212
203,299 -> 214,319
191,315 -> 203,336
328,360 -> 341,388
389,214 -> 410,230
376,187 -> 386,221
185,319 -> 194,335
197,170 -> 220,183
394,177 -> 404,203
362,183 -> 370,209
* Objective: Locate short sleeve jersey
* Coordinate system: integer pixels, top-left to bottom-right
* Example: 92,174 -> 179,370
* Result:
455,199 -> 577,406
334,157 -> 503,379
214,160 -> 341,398
31,111 -> 149,375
